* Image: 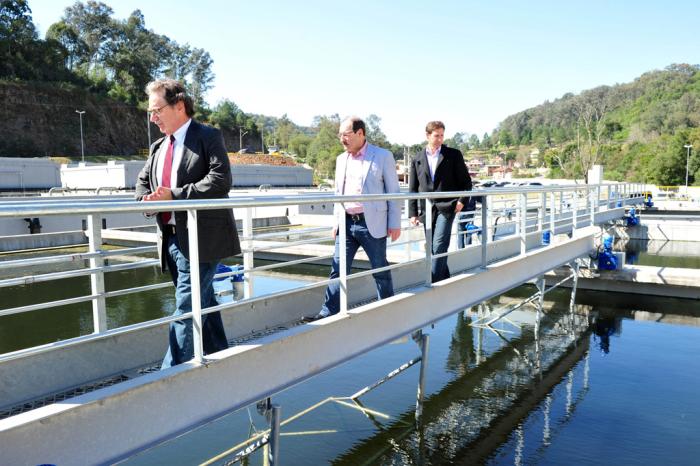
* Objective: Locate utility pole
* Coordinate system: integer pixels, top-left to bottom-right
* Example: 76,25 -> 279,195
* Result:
76,110 -> 86,162
146,111 -> 151,149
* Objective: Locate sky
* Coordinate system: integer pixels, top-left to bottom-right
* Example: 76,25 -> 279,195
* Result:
26,0 -> 700,145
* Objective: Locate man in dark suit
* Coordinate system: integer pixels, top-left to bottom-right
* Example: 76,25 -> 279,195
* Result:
135,79 -> 240,369
409,121 -> 472,282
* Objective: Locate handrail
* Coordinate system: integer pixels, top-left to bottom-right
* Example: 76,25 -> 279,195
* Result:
0,182 -> 644,363
0,183 -> 638,218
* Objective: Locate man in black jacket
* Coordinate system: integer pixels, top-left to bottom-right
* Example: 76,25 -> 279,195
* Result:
136,79 -> 240,368
409,121 -> 472,282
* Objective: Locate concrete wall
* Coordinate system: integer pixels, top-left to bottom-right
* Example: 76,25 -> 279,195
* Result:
60,160 -> 145,189
0,157 -> 61,189
231,164 -> 313,187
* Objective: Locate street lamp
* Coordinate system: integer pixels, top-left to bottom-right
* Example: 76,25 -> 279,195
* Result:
684,143 -> 693,197
76,110 -> 86,162
260,123 -> 264,154
239,128 -> 249,153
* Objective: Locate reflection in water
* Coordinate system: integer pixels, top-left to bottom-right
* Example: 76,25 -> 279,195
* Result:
333,297 -> 592,466
592,315 -> 622,354
445,311 -> 475,376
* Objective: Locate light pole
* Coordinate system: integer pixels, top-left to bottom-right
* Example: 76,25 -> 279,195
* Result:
684,143 -> 693,197
76,110 -> 86,162
239,128 -> 248,153
260,123 -> 265,154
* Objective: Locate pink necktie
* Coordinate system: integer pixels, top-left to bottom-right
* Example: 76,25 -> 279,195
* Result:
160,135 -> 175,224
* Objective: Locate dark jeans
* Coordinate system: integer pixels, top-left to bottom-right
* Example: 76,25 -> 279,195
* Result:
429,210 -> 456,283
320,215 -> 394,316
161,233 -> 229,369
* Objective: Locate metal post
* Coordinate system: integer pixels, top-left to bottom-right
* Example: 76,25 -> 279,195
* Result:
589,187 -> 595,226
424,199 -> 433,285
415,332 -> 430,424
239,128 -> 249,152
338,205 -> 349,313
519,192 -> 527,254
76,110 -> 85,162
405,199 -> 411,260
243,207 -> 254,299
549,191 -> 556,237
571,189 -> 578,231
569,260 -> 579,343
538,192 -> 545,233
537,275 -> 545,314
187,209 -> 205,364
87,214 -> 106,333
268,404 -> 281,466
481,196 -> 488,267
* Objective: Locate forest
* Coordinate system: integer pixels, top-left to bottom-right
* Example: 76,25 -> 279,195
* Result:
2,0 -> 699,184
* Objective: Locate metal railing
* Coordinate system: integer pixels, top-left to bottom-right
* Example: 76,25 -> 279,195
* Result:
0,182 -> 644,365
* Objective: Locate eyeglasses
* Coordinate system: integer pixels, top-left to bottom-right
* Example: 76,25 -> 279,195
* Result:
338,130 -> 356,139
147,103 -> 169,116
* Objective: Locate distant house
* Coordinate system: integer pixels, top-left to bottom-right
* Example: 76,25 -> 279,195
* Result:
492,166 -> 513,180
485,164 -> 502,176
467,158 -> 484,171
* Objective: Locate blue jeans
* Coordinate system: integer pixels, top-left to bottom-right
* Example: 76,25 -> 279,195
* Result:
430,210 -> 456,282
457,210 -> 476,249
161,234 -> 229,369
320,215 -> 394,316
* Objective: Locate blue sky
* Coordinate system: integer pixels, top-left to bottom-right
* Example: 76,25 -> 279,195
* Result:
27,0 -> 700,144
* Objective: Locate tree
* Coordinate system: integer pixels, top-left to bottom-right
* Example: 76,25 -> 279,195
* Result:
0,0 -> 36,77
288,133 -> 313,160
365,114 -> 390,148
468,134 -> 480,150
209,99 -> 241,129
307,116 -> 343,178
46,20 -> 87,71
572,86 -> 611,183
61,1 -> 114,75
273,114 -> 296,149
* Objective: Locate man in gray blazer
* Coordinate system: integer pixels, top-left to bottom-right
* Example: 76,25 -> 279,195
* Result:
135,79 -> 240,368
315,116 -> 402,319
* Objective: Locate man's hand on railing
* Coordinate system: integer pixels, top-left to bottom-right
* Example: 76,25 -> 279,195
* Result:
410,216 -> 421,226
143,186 -> 173,201
388,228 -> 401,242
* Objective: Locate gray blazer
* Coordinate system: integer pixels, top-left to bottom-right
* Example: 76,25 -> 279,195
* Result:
333,143 -> 401,238
135,120 -> 241,271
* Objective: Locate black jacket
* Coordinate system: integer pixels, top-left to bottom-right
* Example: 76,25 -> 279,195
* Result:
408,145 -> 472,219
135,120 -> 241,270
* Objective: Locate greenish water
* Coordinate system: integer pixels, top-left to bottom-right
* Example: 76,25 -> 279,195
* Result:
624,239 -> 700,268
3,247 -> 700,465
124,288 -> 700,466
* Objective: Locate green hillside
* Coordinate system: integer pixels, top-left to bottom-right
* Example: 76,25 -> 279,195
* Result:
494,64 -> 700,184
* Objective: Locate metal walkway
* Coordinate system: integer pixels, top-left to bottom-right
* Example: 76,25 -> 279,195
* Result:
0,183 -> 643,464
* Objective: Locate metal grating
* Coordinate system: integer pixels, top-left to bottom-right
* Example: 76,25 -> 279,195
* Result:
0,374 -> 130,420
0,304 -> 388,420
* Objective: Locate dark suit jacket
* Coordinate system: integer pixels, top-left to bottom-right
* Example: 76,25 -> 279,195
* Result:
408,145 -> 472,219
135,120 -> 241,271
